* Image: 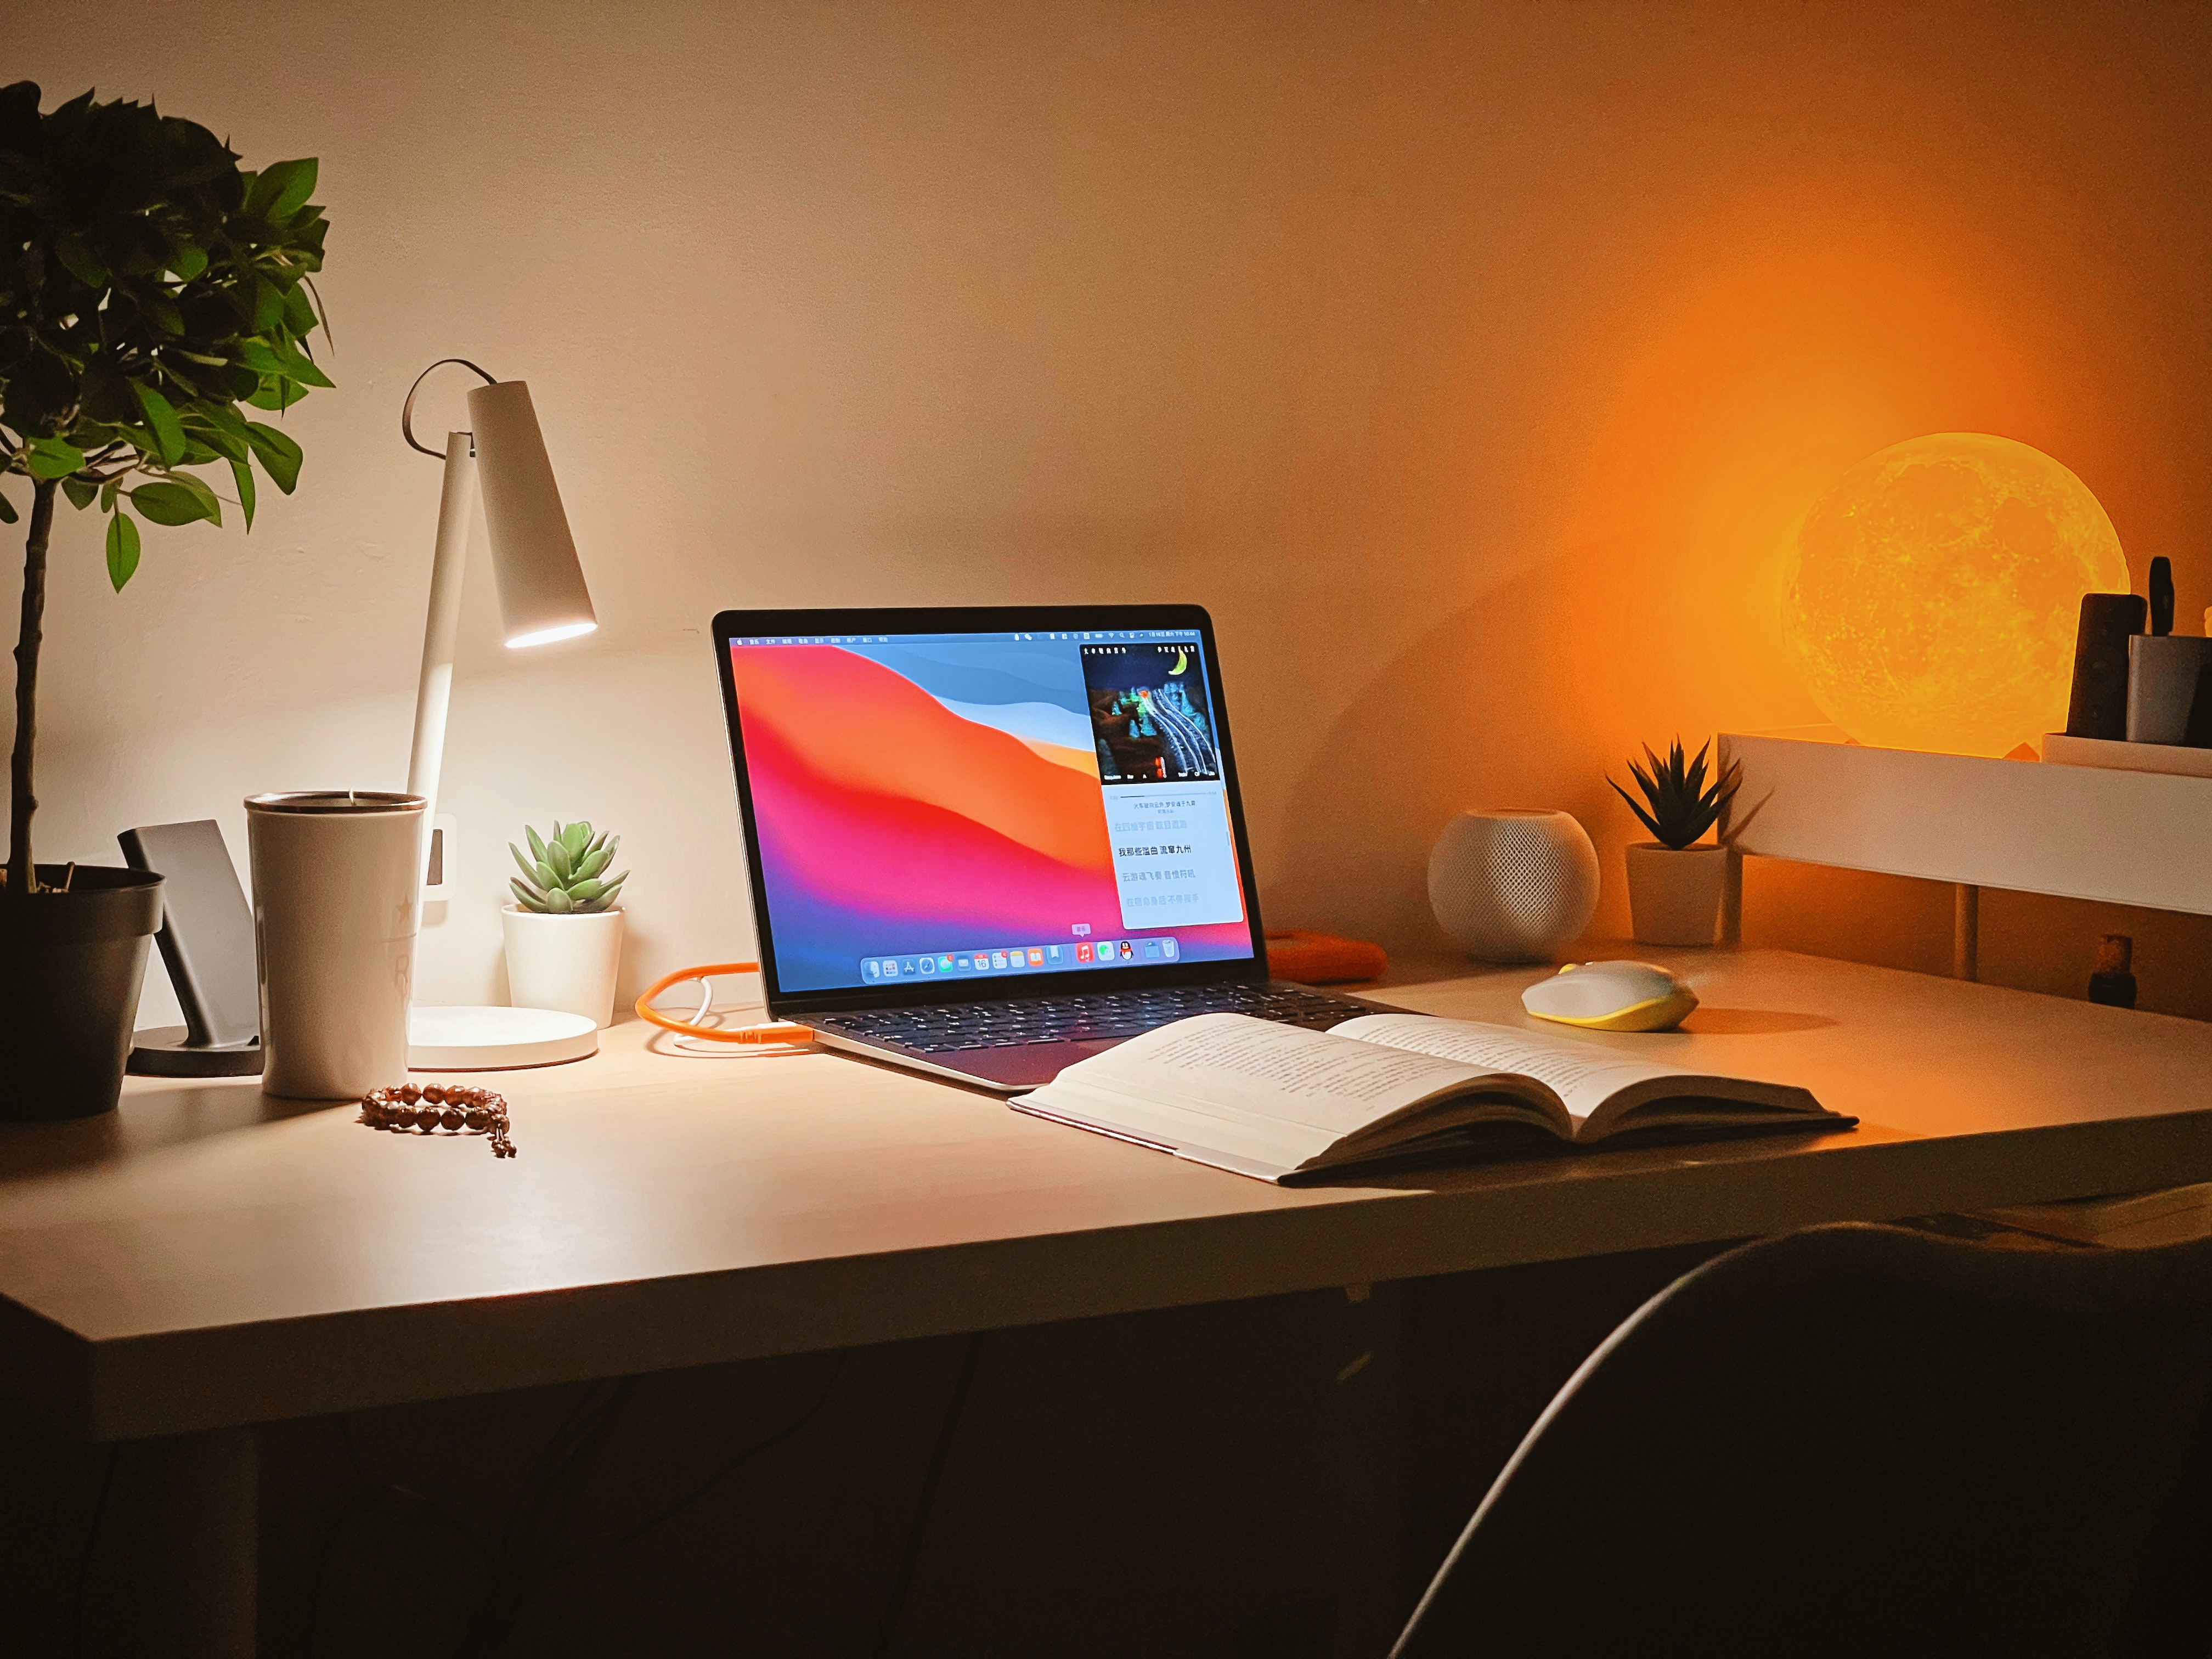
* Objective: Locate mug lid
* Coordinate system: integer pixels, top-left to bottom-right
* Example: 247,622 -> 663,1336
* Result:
245,791 -> 427,814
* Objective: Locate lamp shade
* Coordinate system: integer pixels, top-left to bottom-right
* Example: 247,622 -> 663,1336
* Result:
465,380 -> 597,649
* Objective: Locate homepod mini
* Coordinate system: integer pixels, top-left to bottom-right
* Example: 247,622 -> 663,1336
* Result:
1427,809 -> 1600,963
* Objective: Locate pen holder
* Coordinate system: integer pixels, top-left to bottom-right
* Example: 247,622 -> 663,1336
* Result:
247,792 -> 425,1099
2125,636 -> 2212,747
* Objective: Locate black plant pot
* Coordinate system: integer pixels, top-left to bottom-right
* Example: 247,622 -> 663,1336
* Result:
0,865 -> 165,1121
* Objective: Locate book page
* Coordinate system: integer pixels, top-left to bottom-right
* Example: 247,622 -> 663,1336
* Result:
1054,1013 -> 1494,1130
1018,1013 -> 1562,1176
1330,1014 -> 1704,1126
1333,1013 -> 1827,1136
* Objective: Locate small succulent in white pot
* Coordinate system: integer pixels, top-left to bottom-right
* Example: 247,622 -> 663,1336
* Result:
1611,740 -> 1740,948
504,821 -> 628,1026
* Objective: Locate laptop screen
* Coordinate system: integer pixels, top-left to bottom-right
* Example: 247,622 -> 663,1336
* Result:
720,617 -> 1262,997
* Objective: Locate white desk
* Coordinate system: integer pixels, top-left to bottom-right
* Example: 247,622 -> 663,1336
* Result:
10,945 -> 2212,1655
5,947 -> 2210,1444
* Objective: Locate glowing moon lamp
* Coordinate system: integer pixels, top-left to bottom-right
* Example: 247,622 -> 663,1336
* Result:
1780,433 -> 2128,758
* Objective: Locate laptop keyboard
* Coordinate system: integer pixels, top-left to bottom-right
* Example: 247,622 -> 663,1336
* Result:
819,983 -> 1375,1053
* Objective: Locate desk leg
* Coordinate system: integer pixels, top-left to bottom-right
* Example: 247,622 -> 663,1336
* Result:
91,1427 -> 257,1657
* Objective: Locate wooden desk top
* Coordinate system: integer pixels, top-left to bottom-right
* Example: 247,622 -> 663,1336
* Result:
5,949 -> 2210,1440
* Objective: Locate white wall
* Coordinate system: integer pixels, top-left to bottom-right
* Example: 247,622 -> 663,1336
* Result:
11,1 -> 2212,1023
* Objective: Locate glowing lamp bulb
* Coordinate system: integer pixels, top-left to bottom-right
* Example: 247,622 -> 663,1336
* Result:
1780,433 -> 2128,758
506,620 -> 597,650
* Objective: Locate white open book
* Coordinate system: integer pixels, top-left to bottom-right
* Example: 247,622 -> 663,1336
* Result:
1012,1012 -> 1851,1184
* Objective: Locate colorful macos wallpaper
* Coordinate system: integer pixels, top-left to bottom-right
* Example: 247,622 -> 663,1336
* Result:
726,631 -> 1256,993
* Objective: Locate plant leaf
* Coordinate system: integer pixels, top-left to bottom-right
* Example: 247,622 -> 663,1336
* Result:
54,229 -> 109,289
22,437 -> 86,481
251,276 -> 285,334
562,821 -> 591,856
1609,777 -> 1664,843
0,492 -> 15,525
245,377 -> 298,413
510,878 -> 549,912
543,887 -> 574,913
236,339 -> 285,374
168,241 -> 208,281
133,382 -> 188,466
594,876 -> 627,908
62,476 -> 98,511
274,342 -> 335,389
181,420 -> 248,465
574,846 -> 611,882
281,280 -> 318,338
244,421 -> 303,493
255,157 -> 318,223
1626,754 -> 1658,804
105,512 -> 142,591
229,455 -> 256,530
303,276 -> 334,347
173,470 -> 222,518
129,478 -> 221,527
545,839 -> 573,882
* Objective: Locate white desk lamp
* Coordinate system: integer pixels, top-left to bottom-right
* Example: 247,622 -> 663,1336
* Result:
400,359 -> 602,1069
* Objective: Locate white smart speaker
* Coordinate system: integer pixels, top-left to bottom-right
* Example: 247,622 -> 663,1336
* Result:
1427,809 -> 1600,962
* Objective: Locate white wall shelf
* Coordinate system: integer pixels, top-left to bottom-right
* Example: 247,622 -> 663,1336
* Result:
1716,730 -> 2212,974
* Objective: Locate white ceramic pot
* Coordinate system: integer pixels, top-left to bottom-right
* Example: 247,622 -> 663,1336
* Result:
1625,843 -> 1730,947
502,905 -> 625,1027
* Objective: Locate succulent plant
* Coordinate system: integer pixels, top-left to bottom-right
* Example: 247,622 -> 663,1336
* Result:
509,821 -> 627,913
1610,738 -> 1741,851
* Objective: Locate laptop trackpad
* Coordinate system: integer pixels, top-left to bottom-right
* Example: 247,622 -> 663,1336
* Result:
947,1037 -> 1125,1089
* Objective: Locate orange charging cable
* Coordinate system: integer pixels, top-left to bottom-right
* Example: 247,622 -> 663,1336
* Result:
633,962 -> 814,1046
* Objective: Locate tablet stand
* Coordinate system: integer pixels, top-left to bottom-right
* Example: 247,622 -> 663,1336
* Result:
118,820 -> 264,1077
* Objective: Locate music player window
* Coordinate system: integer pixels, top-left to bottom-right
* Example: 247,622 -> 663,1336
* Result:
1081,642 -> 1245,930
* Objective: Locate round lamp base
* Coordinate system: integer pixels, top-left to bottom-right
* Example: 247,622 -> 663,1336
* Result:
408,1005 -> 599,1071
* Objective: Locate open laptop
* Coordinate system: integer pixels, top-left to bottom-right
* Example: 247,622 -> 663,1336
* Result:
712,605 -> 1387,1090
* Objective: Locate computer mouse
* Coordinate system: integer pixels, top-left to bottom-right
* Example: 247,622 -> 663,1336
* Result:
1521,961 -> 1698,1033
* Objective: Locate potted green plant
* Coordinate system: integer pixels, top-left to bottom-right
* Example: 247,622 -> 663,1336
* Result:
505,820 -> 628,1026
0,83 -> 329,1118
1610,738 -> 1741,947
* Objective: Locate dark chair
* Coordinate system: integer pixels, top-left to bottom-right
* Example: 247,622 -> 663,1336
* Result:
1391,1222 -> 2212,1658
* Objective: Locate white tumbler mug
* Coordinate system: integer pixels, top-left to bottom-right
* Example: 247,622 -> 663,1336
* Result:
247,792 -> 425,1099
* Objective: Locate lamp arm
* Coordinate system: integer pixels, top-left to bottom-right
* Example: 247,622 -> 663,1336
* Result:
407,432 -> 478,873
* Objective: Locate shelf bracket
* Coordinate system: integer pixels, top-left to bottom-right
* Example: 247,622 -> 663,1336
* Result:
1954,883 -> 1979,982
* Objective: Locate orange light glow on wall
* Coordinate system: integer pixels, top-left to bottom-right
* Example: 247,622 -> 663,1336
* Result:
1779,433 -> 2128,758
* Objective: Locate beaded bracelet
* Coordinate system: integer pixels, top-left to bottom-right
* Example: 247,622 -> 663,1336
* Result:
358,1082 -> 516,1159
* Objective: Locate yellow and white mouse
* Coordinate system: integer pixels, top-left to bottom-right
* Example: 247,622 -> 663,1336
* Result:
1521,961 -> 1697,1033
